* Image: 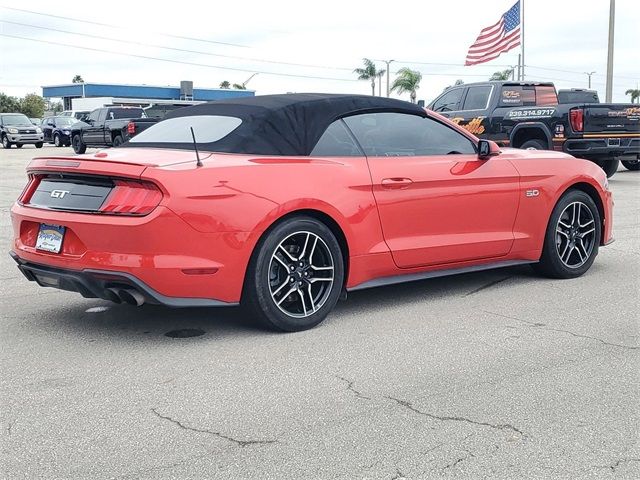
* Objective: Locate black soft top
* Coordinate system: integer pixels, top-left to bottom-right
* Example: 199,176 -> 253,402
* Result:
123,93 -> 425,156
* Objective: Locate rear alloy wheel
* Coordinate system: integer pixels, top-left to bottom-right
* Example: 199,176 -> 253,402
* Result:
2,135 -> 11,149
520,139 -> 547,150
54,134 -> 62,147
533,190 -> 601,279
243,216 -> 344,332
621,159 -> 640,171
72,134 -> 86,154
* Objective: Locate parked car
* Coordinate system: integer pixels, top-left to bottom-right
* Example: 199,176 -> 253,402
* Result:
29,117 -> 42,126
70,106 -> 159,153
41,116 -> 77,147
10,94 -> 613,331
60,110 -> 90,122
428,81 -> 640,176
1,113 -> 44,149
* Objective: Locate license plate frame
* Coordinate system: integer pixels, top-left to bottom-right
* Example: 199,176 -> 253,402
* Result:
35,224 -> 66,253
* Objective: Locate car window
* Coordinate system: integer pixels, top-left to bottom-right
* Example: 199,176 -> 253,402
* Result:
431,88 -> 464,112
1,114 -> 31,126
55,117 -> 75,126
535,86 -> 558,105
343,112 -> 476,157
462,86 -> 492,110
97,109 -> 108,124
87,110 -> 100,123
129,115 -> 242,144
107,108 -> 146,120
499,86 -> 536,106
310,120 -> 363,156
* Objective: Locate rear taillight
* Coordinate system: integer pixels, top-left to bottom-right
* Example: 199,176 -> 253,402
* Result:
18,175 -> 42,204
100,180 -> 162,215
569,108 -> 584,132
127,122 -> 136,135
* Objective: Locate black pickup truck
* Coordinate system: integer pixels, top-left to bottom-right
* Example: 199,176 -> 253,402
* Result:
428,81 -> 640,177
70,106 -> 158,154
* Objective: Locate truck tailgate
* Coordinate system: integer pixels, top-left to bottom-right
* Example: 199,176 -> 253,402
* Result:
584,104 -> 640,134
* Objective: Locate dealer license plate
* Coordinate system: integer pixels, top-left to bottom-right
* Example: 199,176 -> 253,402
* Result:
36,224 -> 65,253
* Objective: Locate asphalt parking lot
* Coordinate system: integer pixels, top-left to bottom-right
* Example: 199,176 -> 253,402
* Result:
1,145 -> 638,479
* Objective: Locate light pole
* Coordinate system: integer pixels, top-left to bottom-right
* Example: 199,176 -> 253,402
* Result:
242,73 -> 259,88
584,71 -> 596,89
605,0 -> 615,102
382,59 -> 395,97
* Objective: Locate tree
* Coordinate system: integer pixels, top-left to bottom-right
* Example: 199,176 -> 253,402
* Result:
232,83 -> 246,90
490,69 -> 514,81
19,93 -> 46,118
219,80 -> 231,89
391,68 -> 422,103
0,92 -> 21,113
454,79 -> 464,86
625,88 -> 640,104
48,100 -> 63,113
353,58 -> 378,96
72,75 -> 84,84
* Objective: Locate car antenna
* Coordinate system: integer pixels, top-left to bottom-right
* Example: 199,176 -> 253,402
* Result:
190,126 -> 203,167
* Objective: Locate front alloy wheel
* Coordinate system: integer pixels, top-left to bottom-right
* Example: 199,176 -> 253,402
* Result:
533,190 -> 601,279
243,216 -> 344,331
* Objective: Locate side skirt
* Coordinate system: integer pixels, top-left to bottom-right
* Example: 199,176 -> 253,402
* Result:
348,260 -> 535,292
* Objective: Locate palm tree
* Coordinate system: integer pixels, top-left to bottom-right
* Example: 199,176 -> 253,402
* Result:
219,81 -> 231,89
72,75 -> 84,84
354,58 -> 378,96
490,69 -> 514,81
376,69 -> 385,96
232,83 -> 247,90
625,88 -> 640,104
391,68 -> 422,103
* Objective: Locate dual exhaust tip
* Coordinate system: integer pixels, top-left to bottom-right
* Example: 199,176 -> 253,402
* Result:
104,287 -> 145,306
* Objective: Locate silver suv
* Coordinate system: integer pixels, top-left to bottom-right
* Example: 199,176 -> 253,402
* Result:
1,113 -> 45,149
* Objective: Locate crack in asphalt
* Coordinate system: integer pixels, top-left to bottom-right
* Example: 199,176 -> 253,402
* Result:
385,396 -> 526,438
464,276 -> 513,297
6,421 -> 13,436
150,408 -> 276,447
335,375 -> 371,400
484,310 -> 640,351
597,458 -> 640,472
442,450 -> 475,472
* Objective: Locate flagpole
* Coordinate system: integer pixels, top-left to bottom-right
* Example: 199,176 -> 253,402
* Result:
521,0 -> 525,81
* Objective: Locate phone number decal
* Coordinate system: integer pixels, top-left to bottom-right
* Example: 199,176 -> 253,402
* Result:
506,108 -> 556,119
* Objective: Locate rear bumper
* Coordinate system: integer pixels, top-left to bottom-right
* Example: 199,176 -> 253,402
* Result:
563,136 -> 640,159
10,204 -> 253,303
10,252 -> 235,307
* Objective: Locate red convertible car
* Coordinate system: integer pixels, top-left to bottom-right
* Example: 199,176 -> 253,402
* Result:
10,94 -> 613,331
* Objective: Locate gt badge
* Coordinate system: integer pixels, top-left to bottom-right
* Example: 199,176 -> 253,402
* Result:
50,190 -> 70,199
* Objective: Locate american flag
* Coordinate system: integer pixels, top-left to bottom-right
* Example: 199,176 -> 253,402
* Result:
465,1 -> 521,66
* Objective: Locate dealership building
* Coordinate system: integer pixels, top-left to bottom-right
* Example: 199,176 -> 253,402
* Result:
42,81 -> 255,112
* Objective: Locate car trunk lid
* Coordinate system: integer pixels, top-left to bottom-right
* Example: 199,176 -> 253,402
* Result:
583,104 -> 640,134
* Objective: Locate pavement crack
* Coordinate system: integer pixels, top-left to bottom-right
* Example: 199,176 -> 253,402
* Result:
335,375 -> 371,400
6,421 -> 14,436
150,408 -> 276,447
465,276 -> 513,297
484,310 -> 640,351
600,458 -> 640,472
385,396 -> 526,438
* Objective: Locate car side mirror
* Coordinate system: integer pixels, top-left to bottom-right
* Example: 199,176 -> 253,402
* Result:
478,139 -> 500,160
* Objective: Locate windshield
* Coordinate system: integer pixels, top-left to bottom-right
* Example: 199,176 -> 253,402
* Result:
129,115 -> 242,144
55,117 -> 76,126
2,114 -> 32,126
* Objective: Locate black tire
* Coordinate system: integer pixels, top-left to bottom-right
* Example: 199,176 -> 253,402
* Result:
72,134 -> 86,154
533,189 -> 601,279
35,142 -> 43,149
242,216 -> 344,332
54,134 -> 62,147
520,139 -> 547,150
16,144 -> 23,148
1,135 -> 11,149
600,158 -> 619,178
621,159 -> 640,171
112,135 -> 124,147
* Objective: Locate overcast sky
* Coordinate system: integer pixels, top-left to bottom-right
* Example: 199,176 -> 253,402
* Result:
0,0 -> 638,103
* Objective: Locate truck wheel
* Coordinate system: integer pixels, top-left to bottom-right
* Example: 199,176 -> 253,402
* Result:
54,134 -> 62,147
621,160 -> 640,171
1,135 -> 12,149
16,144 -> 23,148
35,142 -> 43,149
600,159 -> 619,178
112,135 -> 124,147
72,134 -> 86,154
520,139 -> 547,150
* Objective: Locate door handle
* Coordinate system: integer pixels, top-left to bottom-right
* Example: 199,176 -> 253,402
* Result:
381,177 -> 413,189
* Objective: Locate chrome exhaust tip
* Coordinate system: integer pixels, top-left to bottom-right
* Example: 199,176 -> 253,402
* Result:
117,288 -> 145,307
